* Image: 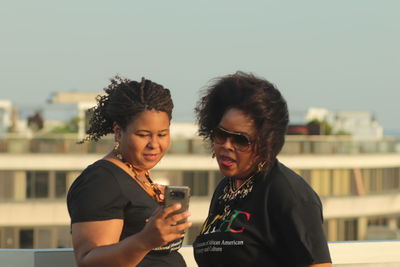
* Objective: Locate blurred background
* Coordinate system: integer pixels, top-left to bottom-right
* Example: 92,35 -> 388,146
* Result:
0,0 -> 399,249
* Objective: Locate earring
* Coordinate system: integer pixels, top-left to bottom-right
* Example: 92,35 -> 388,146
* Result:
212,152 -> 216,158
114,142 -> 123,160
257,161 -> 266,172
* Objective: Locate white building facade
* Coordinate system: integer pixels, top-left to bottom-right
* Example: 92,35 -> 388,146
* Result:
0,124 -> 399,248
306,107 -> 384,139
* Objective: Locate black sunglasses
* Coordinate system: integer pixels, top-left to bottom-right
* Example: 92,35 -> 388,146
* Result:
212,127 -> 253,152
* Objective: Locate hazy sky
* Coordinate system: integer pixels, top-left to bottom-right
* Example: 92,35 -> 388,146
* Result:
1,1 -> 399,132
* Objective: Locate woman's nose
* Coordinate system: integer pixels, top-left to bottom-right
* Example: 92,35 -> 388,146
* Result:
220,137 -> 235,150
147,136 -> 159,149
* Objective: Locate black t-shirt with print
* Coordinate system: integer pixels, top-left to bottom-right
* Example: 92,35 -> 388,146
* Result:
193,161 -> 331,267
67,160 -> 186,267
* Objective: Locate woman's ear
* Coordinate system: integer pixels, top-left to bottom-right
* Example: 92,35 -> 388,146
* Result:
113,123 -> 121,141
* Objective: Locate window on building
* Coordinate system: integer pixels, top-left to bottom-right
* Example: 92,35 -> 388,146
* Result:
3,227 -> 16,248
310,169 -> 331,196
56,227 -> 72,248
26,171 -> 49,198
55,172 -> 67,198
182,171 -> 209,196
25,171 -> 70,199
0,171 -> 13,200
395,168 -> 400,189
37,228 -> 52,248
368,217 -> 388,227
336,219 -> 358,241
370,169 -> 378,193
344,219 -> 358,241
330,169 -> 350,196
19,229 -> 34,248
1,226 -> 74,249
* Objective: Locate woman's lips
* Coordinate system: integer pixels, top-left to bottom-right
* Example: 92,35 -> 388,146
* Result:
219,155 -> 236,168
143,153 -> 158,161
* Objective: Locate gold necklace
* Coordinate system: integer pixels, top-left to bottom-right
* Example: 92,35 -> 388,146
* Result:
218,173 -> 257,220
230,174 -> 255,193
114,154 -> 163,202
223,173 -> 256,201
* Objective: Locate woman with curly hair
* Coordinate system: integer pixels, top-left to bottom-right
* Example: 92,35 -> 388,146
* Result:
67,76 -> 191,267
193,72 -> 331,267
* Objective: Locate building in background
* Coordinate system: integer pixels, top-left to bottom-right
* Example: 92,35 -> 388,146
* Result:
306,107 -> 384,139
0,98 -> 399,248
42,92 -> 98,139
0,100 -> 12,137
0,122 -> 400,248
0,92 -> 98,139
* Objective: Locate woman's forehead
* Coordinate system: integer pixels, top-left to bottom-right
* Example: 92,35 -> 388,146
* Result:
128,110 -> 170,129
219,108 -> 255,135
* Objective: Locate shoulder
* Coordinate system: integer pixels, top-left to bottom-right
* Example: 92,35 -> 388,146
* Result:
259,163 -> 331,264
68,160 -> 119,195
262,161 -> 322,210
67,160 -> 126,222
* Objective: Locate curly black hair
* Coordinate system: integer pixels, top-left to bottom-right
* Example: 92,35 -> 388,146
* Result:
80,75 -> 174,143
195,71 -> 289,169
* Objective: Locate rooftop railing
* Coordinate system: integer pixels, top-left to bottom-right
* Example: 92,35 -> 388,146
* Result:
0,134 -> 397,155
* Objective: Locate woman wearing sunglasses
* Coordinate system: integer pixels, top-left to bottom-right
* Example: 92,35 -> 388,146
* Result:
193,72 -> 332,267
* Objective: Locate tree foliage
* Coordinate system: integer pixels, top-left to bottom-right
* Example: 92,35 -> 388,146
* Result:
308,119 -> 351,136
49,116 -> 80,134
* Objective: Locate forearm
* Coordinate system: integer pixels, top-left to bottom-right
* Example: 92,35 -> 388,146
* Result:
73,205 -> 190,267
76,232 -> 151,267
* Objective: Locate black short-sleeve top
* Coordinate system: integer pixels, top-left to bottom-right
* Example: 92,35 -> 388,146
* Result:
193,161 -> 331,267
67,160 -> 185,266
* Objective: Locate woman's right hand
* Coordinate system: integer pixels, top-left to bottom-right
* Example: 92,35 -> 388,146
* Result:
70,205 -> 191,267
139,204 -> 192,249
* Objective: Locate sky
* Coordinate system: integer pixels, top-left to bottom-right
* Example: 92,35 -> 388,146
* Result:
1,1 -> 399,133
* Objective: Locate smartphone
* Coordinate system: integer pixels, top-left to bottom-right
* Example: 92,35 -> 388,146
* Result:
164,185 -> 190,225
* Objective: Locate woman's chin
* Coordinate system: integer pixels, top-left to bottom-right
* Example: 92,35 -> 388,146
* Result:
218,168 -> 236,178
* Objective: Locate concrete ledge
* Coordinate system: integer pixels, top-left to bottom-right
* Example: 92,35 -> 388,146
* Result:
328,241 -> 400,265
0,249 -> 75,267
1,241 -> 400,266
